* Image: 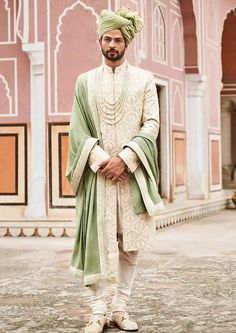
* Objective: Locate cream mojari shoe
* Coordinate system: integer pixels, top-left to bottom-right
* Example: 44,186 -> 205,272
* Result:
84,314 -> 107,333
110,311 -> 138,331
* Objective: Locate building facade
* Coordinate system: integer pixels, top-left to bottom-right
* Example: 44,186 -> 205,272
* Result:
0,0 -> 235,236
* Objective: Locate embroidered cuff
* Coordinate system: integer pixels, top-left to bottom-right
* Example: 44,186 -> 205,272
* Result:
88,145 -> 110,173
118,147 -> 139,173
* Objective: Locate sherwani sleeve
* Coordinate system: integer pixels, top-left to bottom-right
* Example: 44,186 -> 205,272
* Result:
88,145 -> 110,173
118,74 -> 160,172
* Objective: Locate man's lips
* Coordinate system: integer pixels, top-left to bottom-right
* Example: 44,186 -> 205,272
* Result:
107,50 -> 118,54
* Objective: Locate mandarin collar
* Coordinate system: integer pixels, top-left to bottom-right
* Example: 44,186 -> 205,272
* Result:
102,60 -> 128,74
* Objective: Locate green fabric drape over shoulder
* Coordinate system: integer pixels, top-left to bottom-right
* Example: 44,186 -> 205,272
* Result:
66,73 -> 103,284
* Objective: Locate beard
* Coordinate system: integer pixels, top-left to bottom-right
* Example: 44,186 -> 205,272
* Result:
101,47 -> 126,61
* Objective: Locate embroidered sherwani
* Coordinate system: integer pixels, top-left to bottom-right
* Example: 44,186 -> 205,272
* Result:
87,60 -> 160,251
66,60 -> 163,284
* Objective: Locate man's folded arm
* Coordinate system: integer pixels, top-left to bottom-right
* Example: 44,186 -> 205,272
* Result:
88,144 -> 110,173
117,147 -> 140,173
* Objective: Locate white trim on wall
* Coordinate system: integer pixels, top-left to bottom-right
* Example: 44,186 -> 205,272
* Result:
171,10 -> 184,72
16,0 -> 23,42
154,76 -> 170,199
139,0 -> 147,60
172,85 -> 184,127
0,74 -> 12,115
0,58 -> 18,117
152,0 -> 168,65
47,0 -> 51,115
209,134 -> 222,191
170,79 -> 184,128
0,0 -> 17,44
171,0 -> 180,10
23,0 -> 29,42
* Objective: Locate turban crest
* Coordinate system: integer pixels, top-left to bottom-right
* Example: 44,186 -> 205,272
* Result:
98,7 -> 143,44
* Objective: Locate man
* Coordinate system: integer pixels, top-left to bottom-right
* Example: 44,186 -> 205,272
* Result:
66,7 -> 164,333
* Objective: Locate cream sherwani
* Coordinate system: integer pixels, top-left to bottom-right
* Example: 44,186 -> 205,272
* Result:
87,60 -> 160,253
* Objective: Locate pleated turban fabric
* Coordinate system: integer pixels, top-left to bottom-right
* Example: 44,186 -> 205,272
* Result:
98,7 -> 143,45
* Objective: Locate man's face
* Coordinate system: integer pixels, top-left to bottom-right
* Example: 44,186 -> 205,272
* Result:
100,29 -> 127,61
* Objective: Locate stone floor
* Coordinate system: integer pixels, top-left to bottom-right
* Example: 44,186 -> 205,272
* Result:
0,209 -> 236,333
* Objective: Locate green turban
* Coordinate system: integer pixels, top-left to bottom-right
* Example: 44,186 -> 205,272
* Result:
98,7 -> 143,45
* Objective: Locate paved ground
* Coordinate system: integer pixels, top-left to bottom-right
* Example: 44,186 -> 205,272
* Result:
0,209 -> 236,333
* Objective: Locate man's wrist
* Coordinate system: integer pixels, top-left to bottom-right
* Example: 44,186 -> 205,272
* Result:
116,154 -> 129,172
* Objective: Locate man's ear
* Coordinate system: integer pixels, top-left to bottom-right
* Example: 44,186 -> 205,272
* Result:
98,37 -> 102,46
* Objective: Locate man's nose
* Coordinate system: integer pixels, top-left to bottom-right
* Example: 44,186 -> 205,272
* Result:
109,39 -> 116,48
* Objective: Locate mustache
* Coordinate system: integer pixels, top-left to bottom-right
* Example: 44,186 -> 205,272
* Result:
107,49 -> 118,53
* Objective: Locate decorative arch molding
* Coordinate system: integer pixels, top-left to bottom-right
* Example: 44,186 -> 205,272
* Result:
173,85 -> 183,125
179,0 -> 199,74
0,74 -> 12,116
0,0 -> 10,42
0,0 -> 17,44
220,6 -> 236,28
16,0 -> 29,43
171,18 -> 184,70
54,1 -> 99,115
152,3 -> 166,62
55,1 -> 98,54
221,7 -> 236,93
221,11 -> 236,85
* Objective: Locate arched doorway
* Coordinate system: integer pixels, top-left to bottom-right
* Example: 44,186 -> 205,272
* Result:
179,0 -> 199,74
221,9 -> 236,189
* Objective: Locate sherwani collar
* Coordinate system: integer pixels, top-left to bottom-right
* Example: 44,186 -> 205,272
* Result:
102,59 -> 128,74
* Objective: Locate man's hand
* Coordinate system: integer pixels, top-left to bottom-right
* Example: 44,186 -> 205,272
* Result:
99,156 -> 127,182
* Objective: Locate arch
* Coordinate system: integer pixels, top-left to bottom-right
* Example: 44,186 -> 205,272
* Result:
221,10 -> 236,85
54,1 -> 100,114
220,6 -> 236,28
172,18 -> 184,70
55,1 -> 98,54
173,86 -> 183,124
179,0 -> 199,73
152,4 -> 166,61
221,7 -> 236,188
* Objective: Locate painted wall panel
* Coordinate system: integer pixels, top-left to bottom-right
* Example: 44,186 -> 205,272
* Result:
0,125 -> 27,205
0,135 -> 17,194
211,140 -> 220,185
173,131 -> 186,192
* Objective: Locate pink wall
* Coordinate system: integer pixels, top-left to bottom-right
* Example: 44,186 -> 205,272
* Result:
0,0 -> 30,124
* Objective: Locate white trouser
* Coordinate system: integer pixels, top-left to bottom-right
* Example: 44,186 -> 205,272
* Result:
88,234 -> 139,315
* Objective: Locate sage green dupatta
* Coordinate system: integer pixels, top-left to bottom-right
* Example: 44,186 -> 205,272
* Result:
124,132 -> 164,215
66,74 -> 110,285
